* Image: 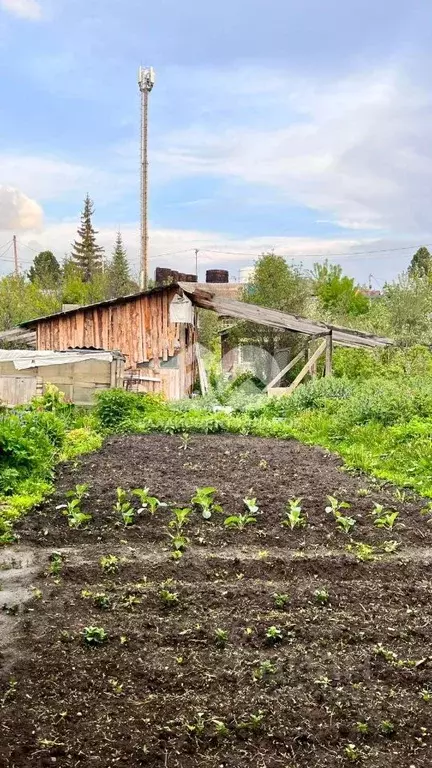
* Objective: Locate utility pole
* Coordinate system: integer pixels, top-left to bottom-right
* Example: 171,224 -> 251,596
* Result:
138,66 -> 155,290
195,249 -> 199,280
13,235 -> 18,276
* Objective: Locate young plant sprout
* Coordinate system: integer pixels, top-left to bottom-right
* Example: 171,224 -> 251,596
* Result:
179,433 -> 190,451
265,625 -> 283,644
215,628 -> 229,648
372,504 -> 399,530
48,551 -> 64,576
224,513 -> 256,530
167,508 -> 192,558
335,513 -> 356,534
81,626 -> 108,646
191,487 -> 223,520
283,498 -> 307,529
273,593 -> 290,609
314,588 -> 330,605
100,554 -> 120,574
346,542 -> 377,562
325,495 -> 351,516
63,485 -> 92,529
159,588 -> 179,606
132,488 -> 167,515
253,660 -> 276,680
243,497 -> 259,515
114,488 -> 135,527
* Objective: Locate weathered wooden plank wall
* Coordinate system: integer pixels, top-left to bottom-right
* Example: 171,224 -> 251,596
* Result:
35,288 -> 197,398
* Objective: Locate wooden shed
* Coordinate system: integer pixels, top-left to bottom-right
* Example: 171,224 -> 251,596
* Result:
21,285 -> 197,401
0,349 -> 124,406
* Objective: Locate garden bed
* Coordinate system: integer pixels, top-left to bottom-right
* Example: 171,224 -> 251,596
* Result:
1,434 -> 431,767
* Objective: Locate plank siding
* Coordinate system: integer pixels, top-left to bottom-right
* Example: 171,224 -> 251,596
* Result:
29,287 -> 196,398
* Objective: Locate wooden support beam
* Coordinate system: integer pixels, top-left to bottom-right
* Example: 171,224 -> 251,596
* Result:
195,343 -> 209,395
325,330 -> 333,377
265,345 -> 308,392
283,339 -> 327,396
308,340 -> 318,378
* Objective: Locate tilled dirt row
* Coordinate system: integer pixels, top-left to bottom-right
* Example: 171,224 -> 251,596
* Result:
1,435 -> 432,767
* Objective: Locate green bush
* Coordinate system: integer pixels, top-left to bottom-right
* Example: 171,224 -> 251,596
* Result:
95,389 -> 168,431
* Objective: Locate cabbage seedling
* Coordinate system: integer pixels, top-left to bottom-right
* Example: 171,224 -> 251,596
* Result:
132,488 -> 167,515
283,498 -> 307,529
265,625 -> 283,644
224,513 -> 256,530
81,626 -> 108,646
325,495 -> 350,516
191,487 -> 222,520
114,488 -> 135,527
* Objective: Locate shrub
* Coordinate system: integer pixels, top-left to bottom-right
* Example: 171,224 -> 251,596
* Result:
95,389 -> 168,431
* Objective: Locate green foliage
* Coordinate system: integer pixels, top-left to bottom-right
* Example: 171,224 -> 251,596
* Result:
100,554 -> 120,573
283,498 -> 307,529
95,389 -> 167,432
28,251 -> 61,288
81,625 -> 108,646
312,260 -> 369,317
408,246 -> 432,278
191,486 -> 222,519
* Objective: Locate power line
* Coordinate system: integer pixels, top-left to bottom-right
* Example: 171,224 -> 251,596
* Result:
151,247 -> 195,260
200,241 -> 432,261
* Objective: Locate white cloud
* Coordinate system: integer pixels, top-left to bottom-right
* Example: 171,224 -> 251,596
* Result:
0,187 -> 42,230
0,0 -> 41,19
153,67 -> 432,235
13,220 -> 379,277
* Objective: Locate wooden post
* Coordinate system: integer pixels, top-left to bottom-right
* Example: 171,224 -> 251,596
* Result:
265,344 -> 308,392
284,339 -> 327,396
325,331 -> 333,377
308,339 -> 318,378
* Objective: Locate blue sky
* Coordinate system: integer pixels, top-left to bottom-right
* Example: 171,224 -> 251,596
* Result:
1,0 -> 432,283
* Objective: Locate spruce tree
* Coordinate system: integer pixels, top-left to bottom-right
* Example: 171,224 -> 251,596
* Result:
70,195 -> 104,282
108,231 -> 133,297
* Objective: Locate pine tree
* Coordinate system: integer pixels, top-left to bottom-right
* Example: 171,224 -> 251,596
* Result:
28,250 -> 61,288
108,232 -> 134,297
70,195 -> 104,282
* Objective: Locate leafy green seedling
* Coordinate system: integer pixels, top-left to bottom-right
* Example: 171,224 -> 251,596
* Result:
325,495 -> 350,516
335,514 -> 356,534
115,488 -> 135,526
100,554 -> 120,574
283,498 -> 307,529
356,722 -> 369,734
93,593 -> 111,610
224,513 -> 256,530
379,720 -> 395,736
243,497 -> 259,515
215,628 -> 229,648
121,594 -> 141,610
253,660 -> 276,680
81,626 -> 108,646
212,719 -> 229,737
346,542 -> 377,562
265,625 -> 283,644
48,551 -> 64,576
373,508 -> 399,530
344,744 -> 361,762
273,593 -> 290,609
314,588 -> 329,605
159,588 -> 179,606
179,433 -> 190,451
191,486 -> 223,520
66,483 -> 90,502
132,488 -> 167,514
381,540 -> 400,554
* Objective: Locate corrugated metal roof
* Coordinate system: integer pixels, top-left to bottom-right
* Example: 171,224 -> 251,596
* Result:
0,349 -> 124,370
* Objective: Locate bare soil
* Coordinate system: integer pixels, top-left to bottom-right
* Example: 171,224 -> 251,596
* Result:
1,434 -> 432,767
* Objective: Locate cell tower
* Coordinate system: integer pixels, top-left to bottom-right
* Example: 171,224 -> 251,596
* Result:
138,66 -> 155,290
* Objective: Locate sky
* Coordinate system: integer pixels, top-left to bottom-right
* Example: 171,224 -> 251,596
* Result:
1,0 -> 432,284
